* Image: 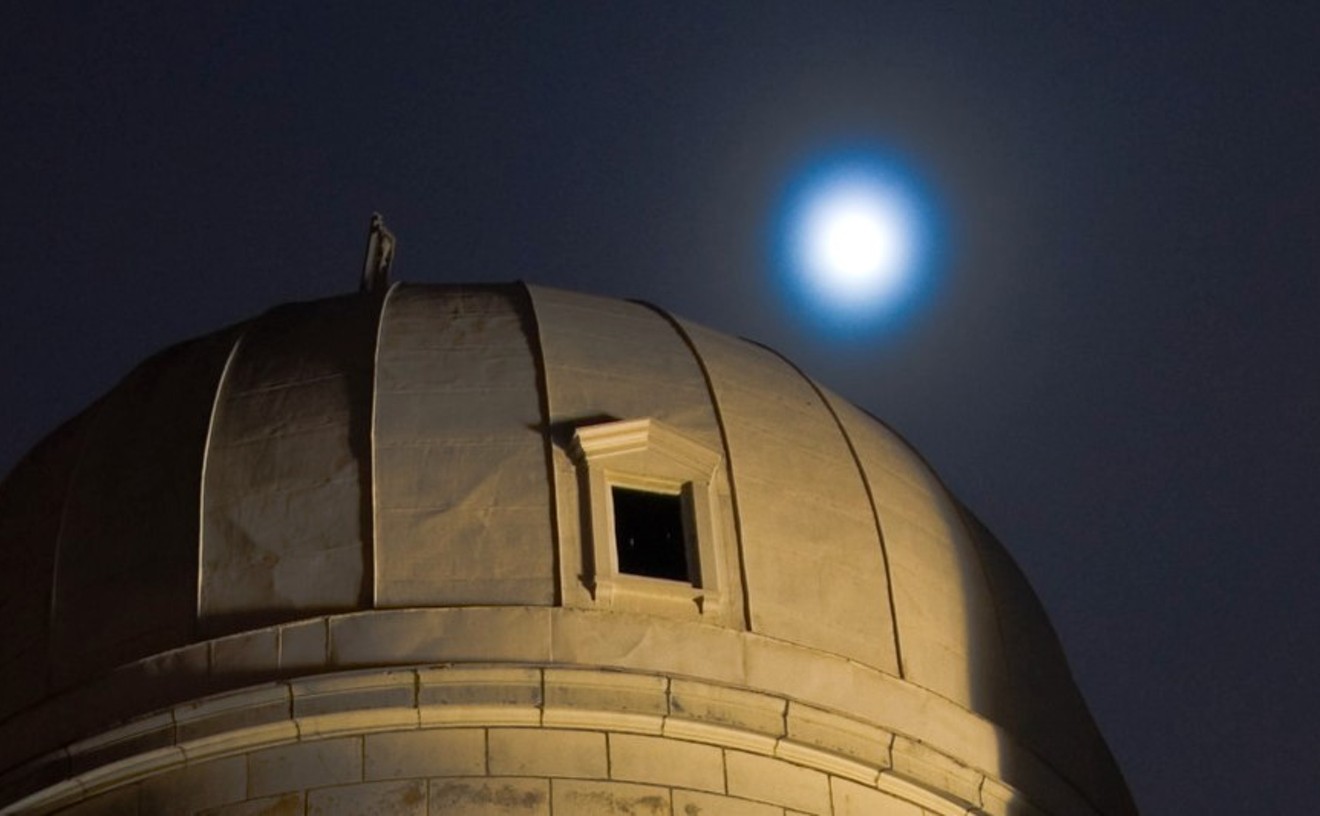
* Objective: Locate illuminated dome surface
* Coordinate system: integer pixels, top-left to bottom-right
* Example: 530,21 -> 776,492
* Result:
0,283 -> 1134,815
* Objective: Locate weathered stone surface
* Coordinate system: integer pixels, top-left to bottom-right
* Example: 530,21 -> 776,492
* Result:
364,728 -> 485,780
67,712 -> 175,776
980,776 -> 1051,816
775,741 -> 877,787
246,738 -> 361,798
211,629 -> 280,678
784,702 -> 891,768
830,777 -> 923,816
428,778 -> 550,816
544,669 -> 668,717
278,620 -> 328,673
725,751 -> 830,814
662,717 -> 777,755
487,728 -> 607,779
307,779 -> 427,816
608,733 -> 724,793
668,679 -> 785,738
889,735 -> 982,807
418,667 -> 541,709
550,610 -> 746,685
826,388 -> 1012,716
330,608 -> 552,667
671,789 -> 782,816
0,284 -> 1137,816
374,286 -> 554,608
139,756 -> 246,814
680,319 -> 898,674
58,784 -> 141,816
292,669 -> 415,718
200,297 -> 378,631
551,779 -> 671,816
418,667 -> 541,727
175,684 -> 290,743
198,793 -> 303,816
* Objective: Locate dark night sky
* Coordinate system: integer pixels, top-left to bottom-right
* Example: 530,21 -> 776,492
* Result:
3,5 -> 1317,813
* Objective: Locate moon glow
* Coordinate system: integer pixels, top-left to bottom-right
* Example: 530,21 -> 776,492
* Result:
775,149 -> 936,334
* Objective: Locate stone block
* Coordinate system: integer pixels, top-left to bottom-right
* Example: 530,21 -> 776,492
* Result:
551,780 -> 671,815
417,667 -> 541,726
550,609 -> 745,684
246,737 -> 361,798
58,644 -> 213,756
775,741 -> 877,786
544,668 -> 668,716
608,733 -> 724,794
67,711 -> 176,776
662,718 -> 777,756
428,778 -> 550,815
784,702 -> 891,769
671,790 -> 782,816
668,679 -> 785,738
79,746 -> 186,799
308,779 -> 427,815
58,784 -> 141,816
418,667 -> 541,708
297,708 -> 419,739
175,684 -> 291,743
292,669 -> 415,717
364,728 -> 485,780
725,751 -> 829,814
980,776 -> 1050,816
279,619 -> 328,673
138,756 -> 246,814
876,771 -> 972,816
889,735 -> 982,807
840,667 -> 1002,778
199,793 -> 303,816
487,728 -> 606,778
541,708 -> 664,736
211,628 -> 279,678
181,722 -> 300,764
830,777 -> 923,816
329,608 -> 552,667
742,635 -> 859,718
542,668 -> 665,733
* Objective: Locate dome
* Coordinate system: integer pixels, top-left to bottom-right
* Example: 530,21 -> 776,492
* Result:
0,283 -> 1135,816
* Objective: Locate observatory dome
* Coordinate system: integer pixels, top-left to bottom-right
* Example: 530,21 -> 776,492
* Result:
0,283 -> 1135,816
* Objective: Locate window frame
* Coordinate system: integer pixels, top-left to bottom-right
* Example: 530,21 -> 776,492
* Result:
569,418 -> 724,619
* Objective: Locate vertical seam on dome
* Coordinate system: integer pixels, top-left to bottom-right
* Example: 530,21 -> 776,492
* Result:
196,329 -> 246,632
43,411 -> 97,692
366,282 -> 401,608
631,301 -> 753,632
517,282 -> 562,606
749,341 -> 907,679
949,497 -> 1015,710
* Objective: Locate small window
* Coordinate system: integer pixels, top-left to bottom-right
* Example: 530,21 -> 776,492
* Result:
612,486 -> 689,582
569,418 -> 726,621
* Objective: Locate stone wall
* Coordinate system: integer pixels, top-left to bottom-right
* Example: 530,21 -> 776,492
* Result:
53,725 -> 968,816
6,664 -> 1069,816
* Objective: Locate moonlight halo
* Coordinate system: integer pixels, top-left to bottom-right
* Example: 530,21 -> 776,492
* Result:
774,146 -> 939,336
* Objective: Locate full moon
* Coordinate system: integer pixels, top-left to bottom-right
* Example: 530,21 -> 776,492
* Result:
800,179 -> 913,300
775,149 -> 934,333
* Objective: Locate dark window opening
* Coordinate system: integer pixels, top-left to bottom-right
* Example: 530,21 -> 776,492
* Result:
611,486 -> 690,582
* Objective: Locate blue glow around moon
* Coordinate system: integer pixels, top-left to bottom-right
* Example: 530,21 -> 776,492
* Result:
773,147 -> 942,337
